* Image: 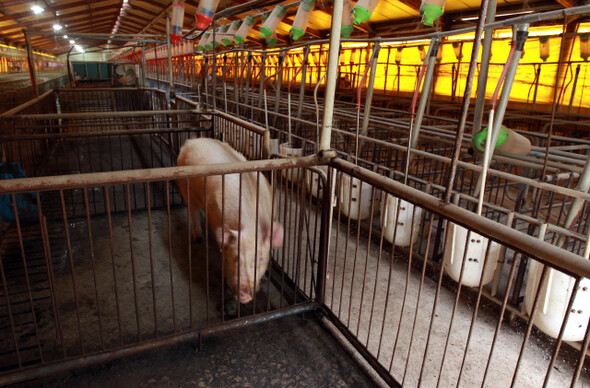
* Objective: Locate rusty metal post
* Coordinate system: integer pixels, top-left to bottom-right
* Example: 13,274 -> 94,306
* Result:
24,31 -> 39,97
166,13 -> 175,96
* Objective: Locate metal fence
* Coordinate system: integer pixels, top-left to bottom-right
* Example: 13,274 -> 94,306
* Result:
0,88 -> 589,386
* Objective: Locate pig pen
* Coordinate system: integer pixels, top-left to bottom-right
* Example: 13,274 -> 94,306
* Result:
0,89 -> 589,387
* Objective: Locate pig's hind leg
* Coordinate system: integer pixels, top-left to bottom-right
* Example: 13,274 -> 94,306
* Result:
190,207 -> 204,242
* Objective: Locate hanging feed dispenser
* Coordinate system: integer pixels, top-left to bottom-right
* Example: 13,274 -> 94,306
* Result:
436,43 -> 443,63
265,32 -> 278,48
352,0 -> 380,25
290,0 -> 314,41
170,2 -> 185,45
235,16 -> 255,44
539,36 -> 550,62
443,224 -> 502,287
341,0 -> 354,38
420,0 -> 445,26
418,45 -> 426,61
339,174 -> 376,221
395,47 -> 403,64
472,125 -> 531,156
223,20 -> 241,46
260,6 -> 286,39
580,33 -> 590,61
214,24 -> 229,47
195,0 -> 221,30
452,42 -> 463,60
197,32 -> 211,51
380,195 -> 423,247
525,257 -> 590,341
205,30 -> 217,51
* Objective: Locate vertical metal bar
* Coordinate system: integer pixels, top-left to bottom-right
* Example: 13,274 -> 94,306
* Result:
166,14 -> 175,96
185,178 -> 193,327
125,184 -> 142,341
204,176 -> 210,327
389,203 -> 419,369
146,182 -> 159,337
10,194 -> 44,360
570,314 -> 590,387
402,211 -> 435,385
0,245 -> 22,368
511,223 -> 548,388
543,277 -> 582,387
82,188 -> 104,350
355,187 -> 377,337
165,181 -> 177,331
104,187 -> 123,344
59,189 -> 85,354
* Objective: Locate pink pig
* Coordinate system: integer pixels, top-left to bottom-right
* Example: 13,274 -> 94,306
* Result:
177,138 -> 284,304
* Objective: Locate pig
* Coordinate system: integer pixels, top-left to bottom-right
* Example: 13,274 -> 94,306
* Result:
177,138 -> 284,304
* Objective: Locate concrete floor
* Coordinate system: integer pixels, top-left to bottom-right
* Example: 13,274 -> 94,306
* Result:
10,314 -> 379,388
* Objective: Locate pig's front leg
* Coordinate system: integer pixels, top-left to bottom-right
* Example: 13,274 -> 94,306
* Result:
191,208 -> 204,242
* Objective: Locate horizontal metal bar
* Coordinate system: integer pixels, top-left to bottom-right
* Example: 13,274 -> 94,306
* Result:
11,109 -> 197,120
0,127 -> 211,141
214,110 -> 268,136
0,155 -> 325,194
199,302 -> 315,336
331,157 -> 590,279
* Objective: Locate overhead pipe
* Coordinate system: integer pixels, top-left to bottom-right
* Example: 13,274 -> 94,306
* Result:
567,64 -> 581,114
296,46 -> 311,126
319,0 -> 344,152
360,43 -> 381,138
471,0 -> 498,135
411,38 -> 440,149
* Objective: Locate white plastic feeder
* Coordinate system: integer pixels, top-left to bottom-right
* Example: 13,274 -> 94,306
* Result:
443,223 -> 501,287
524,260 -> 590,341
380,194 -> 423,247
279,143 -> 303,182
339,174 -> 376,221
305,166 -> 337,203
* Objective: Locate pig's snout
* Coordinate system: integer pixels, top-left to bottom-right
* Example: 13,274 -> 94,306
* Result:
238,291 -> 253,304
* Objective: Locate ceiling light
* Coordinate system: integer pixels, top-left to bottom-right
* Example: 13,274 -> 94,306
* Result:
53,24 -> 62,32
63,35 -> 68,39
69,40 -> 75,44
75,45 -> 85,53
31,5 -> 44,15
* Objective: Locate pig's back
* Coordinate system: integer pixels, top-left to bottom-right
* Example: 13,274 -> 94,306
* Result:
178,138 -> 246,167
177,138 -> 273,228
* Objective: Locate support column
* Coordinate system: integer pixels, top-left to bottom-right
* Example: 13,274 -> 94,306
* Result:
318,0 -> 344,152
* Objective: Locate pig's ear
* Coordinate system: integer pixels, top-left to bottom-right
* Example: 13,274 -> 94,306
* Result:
270,221 -> 284,248
215,226 -> 239,245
